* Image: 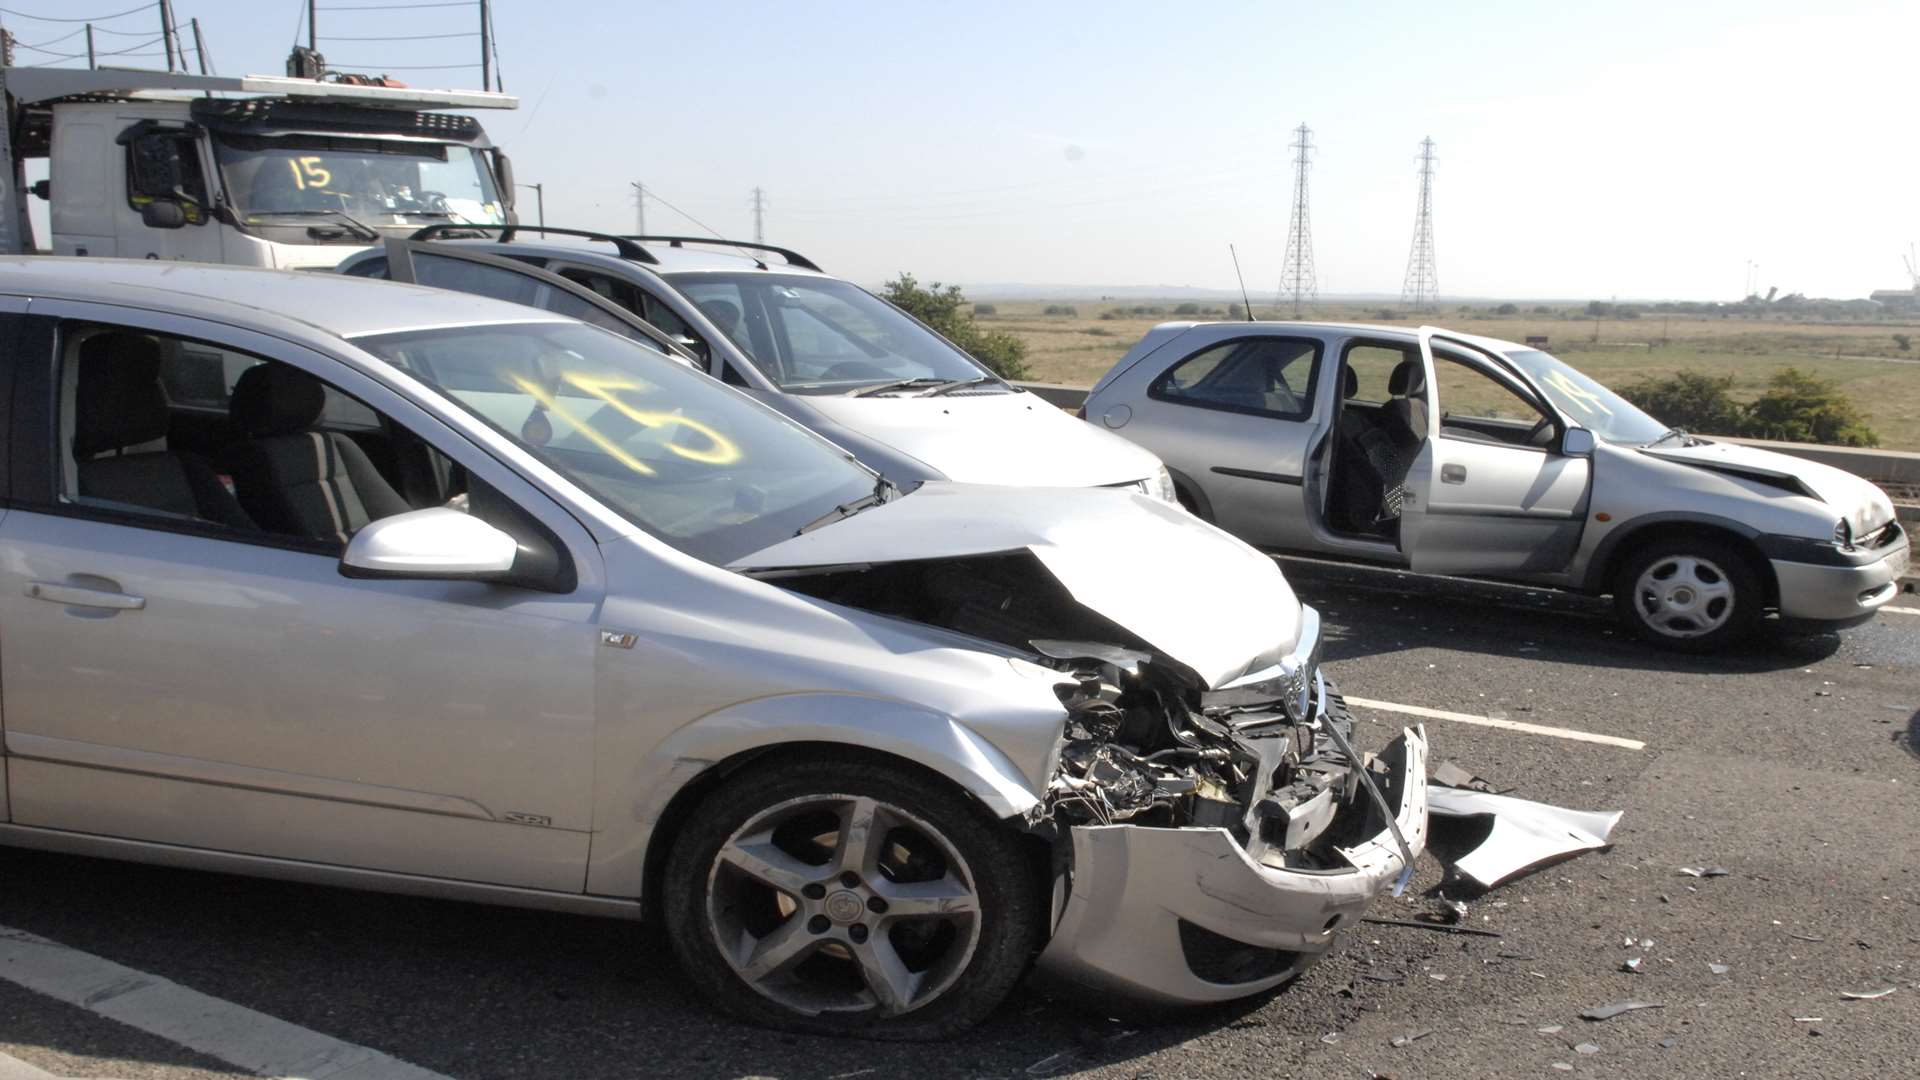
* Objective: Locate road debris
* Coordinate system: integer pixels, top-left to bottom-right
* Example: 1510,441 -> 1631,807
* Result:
1431,759 -> 1500,792
1677,866 -> 1730,878
1708,963 -> 1731,975
1574,1042 -> 1602,1055
1537,1024 -> 1564,1035
1320,1031 -> 1342,1045
1390,1029 -> 1435,1047
1580,1001 -> 1665,1021
1840,986 -> 1898,1001
1787,932 -> 1824,942
1620,957 -> 1645,974
1426,788 -> 1622,888
1361,916 -> 1504,939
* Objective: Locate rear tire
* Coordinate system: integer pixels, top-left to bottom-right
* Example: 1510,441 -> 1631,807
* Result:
1612,536 -> 1763,652
662,757 -> 1041,1040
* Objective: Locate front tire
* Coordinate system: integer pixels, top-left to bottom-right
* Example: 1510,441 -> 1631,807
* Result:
1612,537 -> 1763,652
662,757 -> 1041,1040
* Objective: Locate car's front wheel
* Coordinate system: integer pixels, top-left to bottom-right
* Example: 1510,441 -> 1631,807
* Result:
663,757 -> 1041,1040
1613,536 -> 1763,651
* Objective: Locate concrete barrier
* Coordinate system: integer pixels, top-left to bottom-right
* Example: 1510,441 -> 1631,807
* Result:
1016,382 -> 1920,486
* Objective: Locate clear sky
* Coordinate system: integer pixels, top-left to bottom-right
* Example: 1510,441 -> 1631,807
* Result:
6,0 -> 1916,299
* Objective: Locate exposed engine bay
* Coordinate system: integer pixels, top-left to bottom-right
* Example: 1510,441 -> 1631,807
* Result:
767,551 -> 1408,870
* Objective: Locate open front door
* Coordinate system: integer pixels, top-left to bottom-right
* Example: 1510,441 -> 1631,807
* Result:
1401,328 -> 1592,576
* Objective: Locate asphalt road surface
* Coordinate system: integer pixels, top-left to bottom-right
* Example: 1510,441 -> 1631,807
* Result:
3,558 -> 1915,1080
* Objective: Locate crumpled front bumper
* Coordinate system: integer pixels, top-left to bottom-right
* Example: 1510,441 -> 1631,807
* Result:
1034,724 -> 1429,1006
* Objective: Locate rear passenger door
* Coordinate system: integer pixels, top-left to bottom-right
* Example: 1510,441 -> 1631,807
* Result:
1108,327 -> 1325,549
0,301 -> 605,891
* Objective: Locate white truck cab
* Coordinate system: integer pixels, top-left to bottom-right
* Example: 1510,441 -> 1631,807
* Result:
1,66 -> 517,270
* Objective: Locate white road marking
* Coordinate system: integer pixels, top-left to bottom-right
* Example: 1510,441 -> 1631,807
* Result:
0,925 -> 450,1080
1883,605 -> 1920,616
1344,696 -> 1648,751
0,1051 -> 57,1080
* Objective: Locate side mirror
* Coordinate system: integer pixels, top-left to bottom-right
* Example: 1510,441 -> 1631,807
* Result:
139,201 -> 187,230
492,149 -> 515,210
340,507 -> 518,581
1561,427 -> 1596,457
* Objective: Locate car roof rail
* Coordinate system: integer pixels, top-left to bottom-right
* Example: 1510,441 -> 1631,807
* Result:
406,223 -> 659,265
623,235 -> 822,273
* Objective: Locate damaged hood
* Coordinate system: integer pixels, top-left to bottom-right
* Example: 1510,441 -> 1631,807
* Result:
1641,440 -> 1896,536
798,392 -> 1163,488
731,482 -> 1299,688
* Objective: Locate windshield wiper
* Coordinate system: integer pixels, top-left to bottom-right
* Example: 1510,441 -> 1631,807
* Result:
266,209 -> 380,241
795,476 -> 896,534
1646,427 -> 1689,448
848,377 -> 947,397
922,376 -> 1002,397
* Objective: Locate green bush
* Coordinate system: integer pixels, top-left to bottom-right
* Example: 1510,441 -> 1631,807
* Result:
1042,304 -> 1077,317
1495,303 -> 1519,315
1619,371 -> 1743,435
1742,368 -> 1878,447
881,273 -> 1030,380
1084,326 -> 1115,337
971,303 -> 997,316
1173,303 -> 1202,315
1895,333 -> 1911,352
1227,303 -> 1246,320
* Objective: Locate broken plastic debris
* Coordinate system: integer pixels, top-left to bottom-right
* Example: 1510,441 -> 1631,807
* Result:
1431,759 -> 1496,792
1319,1031 -> 1342,1045
1677,866 -> 1730,878
1580,1001 -> 1665,1021
1552,1065 -> 1574,1073
1620,957 -> 1645,974
1425,788 -> 1622,889
1840,986 -> 1898,1001
1537,1024 -> 1564,1035
1574,1042 -> 1601,1055
1708,963 -> 1731,975
1390,1029 -> 1434,1047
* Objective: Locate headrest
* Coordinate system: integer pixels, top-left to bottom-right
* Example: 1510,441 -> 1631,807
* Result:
698,299 -> 741,326
1341,365 -> 1359,399
230,363 -> 327,437
1388,359 -> 1426,397
73,331 -> 168,458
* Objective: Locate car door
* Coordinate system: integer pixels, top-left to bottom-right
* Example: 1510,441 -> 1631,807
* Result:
1401,329 -> 1592,576
1111,326 -> 1327,549
0,300 -> 605,892
0,299 -> 22,824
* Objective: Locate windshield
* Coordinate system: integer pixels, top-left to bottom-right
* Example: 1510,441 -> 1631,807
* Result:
665,272 -> 996,394
1501,348 -> 1669,445
354,322 -> 879,564
215,134 -> 506,226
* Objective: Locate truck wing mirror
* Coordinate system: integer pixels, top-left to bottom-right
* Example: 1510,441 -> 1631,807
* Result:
139,201 -> 188,230
492,150 -> 516,210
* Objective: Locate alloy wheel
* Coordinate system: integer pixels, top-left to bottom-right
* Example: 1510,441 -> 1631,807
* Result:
1632,554 -> 1735,639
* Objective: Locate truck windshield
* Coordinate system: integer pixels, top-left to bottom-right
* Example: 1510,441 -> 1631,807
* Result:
214,134 -> 505,226
664,272 -> 996,394
354,321 -> 881,564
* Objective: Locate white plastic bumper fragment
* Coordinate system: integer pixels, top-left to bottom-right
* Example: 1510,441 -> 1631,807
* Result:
1034,726 -> 1429,1007
1426,787 -> 1622,889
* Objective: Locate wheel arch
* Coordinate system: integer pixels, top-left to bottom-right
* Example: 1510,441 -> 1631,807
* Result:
1590,514 -> 1779,606
1166,465 -> 1215,522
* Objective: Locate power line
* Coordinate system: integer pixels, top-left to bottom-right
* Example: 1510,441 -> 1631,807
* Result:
16,25 -> 87,48
316,1 -> 476,9
0,3 -> 154,22
1278,121 -> 1317,317
320,31 -> 478,40
327,61 -> 476,70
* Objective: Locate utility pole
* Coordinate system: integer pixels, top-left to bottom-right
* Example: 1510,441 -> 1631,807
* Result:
1278,122 -> 1317,319
479,0 -> 492,94
630,182 -> 645,234
86,24 -> 96,69
517,182 -> 544,235
158,0 -> 180,72
308,0 -> 318,52
751,187 -> 765,243
1401,136 -> 1439,312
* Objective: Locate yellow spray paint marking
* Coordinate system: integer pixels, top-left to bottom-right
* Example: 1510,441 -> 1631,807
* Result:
1543,369 -> 1612,418
509,374 -> 655,476
560,373 -> 742,465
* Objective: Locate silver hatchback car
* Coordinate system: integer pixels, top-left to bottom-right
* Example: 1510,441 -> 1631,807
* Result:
0,260 -> 1426,1039
1085,321 -> 1908,651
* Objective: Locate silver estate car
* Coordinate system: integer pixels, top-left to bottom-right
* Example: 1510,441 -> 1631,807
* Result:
1085,322 -> 1908,651
0,259 -> 1426,1039
337,229 -> 1176,498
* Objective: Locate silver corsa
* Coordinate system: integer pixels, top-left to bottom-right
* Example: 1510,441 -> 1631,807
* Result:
1086,321 -> 1908,651
0,258 -> 1424,1039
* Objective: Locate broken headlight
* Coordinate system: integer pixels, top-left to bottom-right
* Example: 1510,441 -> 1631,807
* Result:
1148,464 -> 1179,504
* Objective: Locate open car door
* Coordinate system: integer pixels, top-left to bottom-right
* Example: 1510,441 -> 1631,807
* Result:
1400,327 -> 1593,576
374,239 -> 703,368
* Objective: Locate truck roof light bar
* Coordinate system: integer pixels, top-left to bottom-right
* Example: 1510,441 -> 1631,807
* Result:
407,223 -> 659,265
1,68 -> 516,111
623,235 -> 822,273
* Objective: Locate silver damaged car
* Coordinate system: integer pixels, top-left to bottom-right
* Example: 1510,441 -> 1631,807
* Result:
0,259 -> 1426,1039
1086,322 -> 1908,651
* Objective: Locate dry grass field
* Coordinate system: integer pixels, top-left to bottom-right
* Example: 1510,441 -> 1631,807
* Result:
978,300 -> 1920,451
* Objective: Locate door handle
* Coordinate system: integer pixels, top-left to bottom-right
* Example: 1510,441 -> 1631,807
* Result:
26,581 -> 146,611
1440,463 -> 1468,484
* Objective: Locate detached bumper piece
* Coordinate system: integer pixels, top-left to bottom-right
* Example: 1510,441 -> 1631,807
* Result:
1427,787 -> 1621,889
1035,726 -> 1429,1007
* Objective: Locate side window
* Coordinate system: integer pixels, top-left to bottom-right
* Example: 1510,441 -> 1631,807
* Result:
54,324 -> 443,551
1342,343 -> 1412,403
1150,337 -> 1321,420
554,267 -> 709,360
1432,353 -> 1552,446
124,131 -> 208,224
408,253 -> 665,353
342,256 -> 390,279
